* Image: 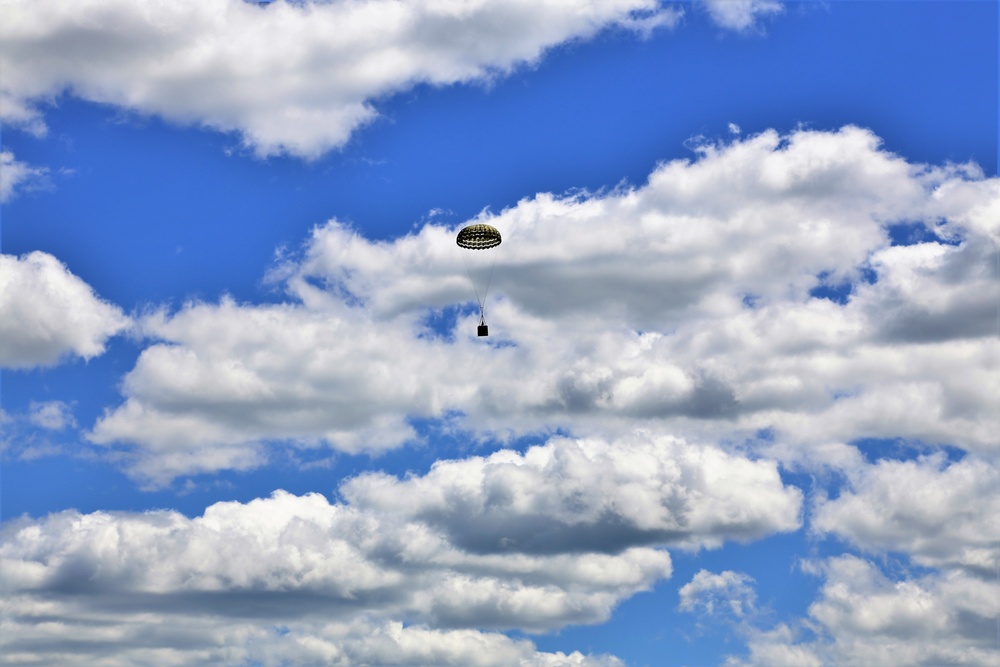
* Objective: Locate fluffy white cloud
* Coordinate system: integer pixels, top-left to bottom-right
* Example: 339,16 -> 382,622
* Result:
1,427 -> 807,664
678,569 -> 757,618
0,611 -> 625,667
723,556 -> 999,667
0,251 -> 129,369
342,433 -> 802,553
701,0 -> 783,32
87,295 -> 481,483
90,126 -> 1000,482
812,454 -> 1000,576
0,478 -> 666,665
804,556 -> 999,667
0,150 -> 48,202
1,489 -> 671,631
0,0 -> 681,158
724,625 -> 822,667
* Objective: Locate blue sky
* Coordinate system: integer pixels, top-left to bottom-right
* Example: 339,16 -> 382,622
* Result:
1,1 -> 998,665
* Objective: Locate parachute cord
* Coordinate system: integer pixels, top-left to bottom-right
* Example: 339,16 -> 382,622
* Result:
479,305 -> 486,326
482,244 -> 499,305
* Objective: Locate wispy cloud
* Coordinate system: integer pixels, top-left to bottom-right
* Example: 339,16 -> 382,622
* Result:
702,0 -> 784,32
0,150 -> 48,203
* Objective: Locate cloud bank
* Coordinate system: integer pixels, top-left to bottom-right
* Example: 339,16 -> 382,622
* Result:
6,124 -> 997,666
88,126 -> 1000,482
1,433 -> 802,664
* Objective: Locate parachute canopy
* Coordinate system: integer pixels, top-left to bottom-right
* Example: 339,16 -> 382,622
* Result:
456,223 -> 502,250
456,223 -> 502,336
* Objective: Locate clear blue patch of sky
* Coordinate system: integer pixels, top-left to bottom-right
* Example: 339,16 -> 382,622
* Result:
851,436 -> 968,465
0,336 -> 142,424
887,220 -> 963,247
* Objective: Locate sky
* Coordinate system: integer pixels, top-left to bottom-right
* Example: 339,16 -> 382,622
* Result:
0,0 -> 998,665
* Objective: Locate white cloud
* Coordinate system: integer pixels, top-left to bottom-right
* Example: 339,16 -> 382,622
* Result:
0,0 -> 681,158
0,149 -> 48,202
0,428 -> 805,663
28,400 -> 77,431
0,481 -> 662,665
0,251 -> 129,369
342,433 -> 803,553
89,127 -> 1000,483
0,612 -> 626,667
724,625 -> 822,667
804,556 -> 1000,667
723,556 -> 999,667
812,454 -> 1000,576
702,0 -> 783,32
678,569 -> 757,618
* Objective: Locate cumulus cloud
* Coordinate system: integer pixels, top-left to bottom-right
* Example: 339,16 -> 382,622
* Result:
0,480 -> 665,665
0,426 -> 808,664
0,489 -> 670,631
0,251 -> 129,369
0,150 -> 48,202
812,454 -> 1000,577
342,433 -> 802,554
721,555 -> 1000,667
802,556 -> 1000,667
89,126 -> 1000,482
724,624 -> 822,667
0,0 -> 681,158
0,612 -> 625,667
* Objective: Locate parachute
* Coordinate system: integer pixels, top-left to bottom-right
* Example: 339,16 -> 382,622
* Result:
456,223 -> 502,336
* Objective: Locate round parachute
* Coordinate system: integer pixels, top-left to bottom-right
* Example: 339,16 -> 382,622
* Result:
456,223 -> 502,335
456,223 -> 502,250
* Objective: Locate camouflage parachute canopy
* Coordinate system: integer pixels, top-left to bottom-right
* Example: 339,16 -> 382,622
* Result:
456,223 -> 502,250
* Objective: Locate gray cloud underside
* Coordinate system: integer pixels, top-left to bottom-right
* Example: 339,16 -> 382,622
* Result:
2,432 -> 802,664
0,612 -> 626,667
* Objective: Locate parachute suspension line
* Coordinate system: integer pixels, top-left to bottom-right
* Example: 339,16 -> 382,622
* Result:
481,243 -> 499,306
459,249 -> 489,308
473,241 -> 497,310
